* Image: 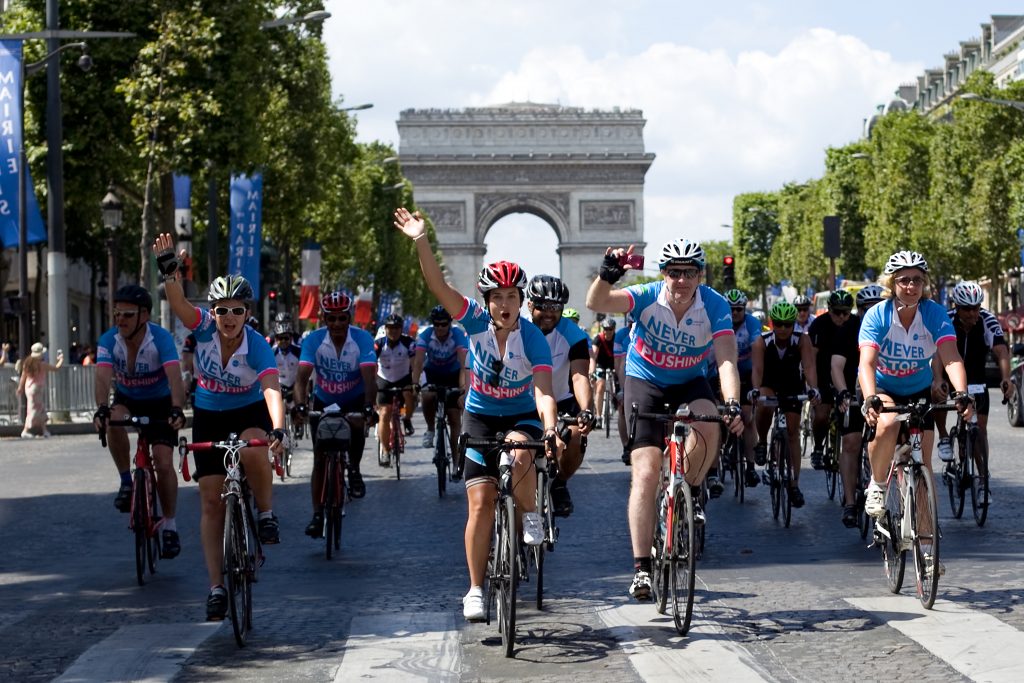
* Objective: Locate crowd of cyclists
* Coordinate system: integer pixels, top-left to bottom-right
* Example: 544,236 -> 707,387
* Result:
84,221 -> 1015,625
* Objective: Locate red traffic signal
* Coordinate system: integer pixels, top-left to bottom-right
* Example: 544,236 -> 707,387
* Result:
723,255 -> 735,266
267,290 -> 278,300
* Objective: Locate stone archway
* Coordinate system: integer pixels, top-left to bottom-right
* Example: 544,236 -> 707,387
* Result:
396,103 -> 654,315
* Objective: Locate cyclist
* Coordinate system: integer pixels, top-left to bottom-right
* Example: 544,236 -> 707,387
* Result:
375,313 -> 417,466
933,280 -> 1013,505
793,294 -> 815,334
393,207 -> 563,623
590,318 -> 617,430
586,240 -> 743,602
751,301 -> 821,508
831,284 -> 885,527
413,305 -> 468,465
272,317 -> 301,410
614,314 -> 634,465
293,291 -> 377,535
563,307 -> 581,326
723,289 -> 764,488
153,233 -> 285,622
807,289 -> 857,470
93,285 -> 187,559
859,251 -> 973,564
527,274 -> 594,517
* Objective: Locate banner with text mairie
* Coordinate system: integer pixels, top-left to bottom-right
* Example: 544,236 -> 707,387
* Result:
0,40 -> 47,250
228,172 -> 263,297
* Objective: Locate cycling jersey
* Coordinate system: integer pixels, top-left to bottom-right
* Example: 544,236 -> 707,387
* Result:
613,326 -> 631,360
795,314 -> 816,334
832,314 -> 865,392
592,333 -> 616,370
187,307 -> 278,410
182,333 -> 196,356
455,296 -> 552,416
273,343 -> 301,388
299,326 -> 377,406
375,335 -> 415,382
807,314 -> 855,395
96,322 -> 179,400
544,317 -> 590,402
947,308 -> 1006,385
416,324 -> 469,374
623,281 -> 733,388
734,313 -> 762,375
858,298 -> 955,394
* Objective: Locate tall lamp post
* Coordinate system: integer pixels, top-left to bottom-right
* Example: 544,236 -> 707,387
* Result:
101,186 -> 123,323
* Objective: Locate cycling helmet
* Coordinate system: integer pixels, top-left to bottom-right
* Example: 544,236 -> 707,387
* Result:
658,238 -> 705,268
273,311 -> 293,323
602,318 -> 617,329
952,281 -> 984,307
477,260 -> 527,293
208,275 -> 254,303
384,313 -> 404,327
526,274 -> 569,304
274,321 -> 295,336
246,316 -> 260,330
769,301 -> 798,323
856,284 -> 886,307
320,291 -> 353,313
563,307 -> 580,322
113,284 -> 153,312
883,250 -> 928,275
828,289 -> 854,309
724,289 -> 747,307
792,294 -> 812,307
429,304 -> 452,323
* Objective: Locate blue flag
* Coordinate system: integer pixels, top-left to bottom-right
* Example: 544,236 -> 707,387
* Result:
0,40 -> 46,249
228,172 -> 263,296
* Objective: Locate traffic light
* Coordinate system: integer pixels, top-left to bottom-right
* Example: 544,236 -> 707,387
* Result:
267,289 -> 279,316
722,255 -> 736,289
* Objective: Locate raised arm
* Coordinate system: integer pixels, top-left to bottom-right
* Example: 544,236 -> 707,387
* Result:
586,246 -> 637,314
394,208 -> 464,316
152,233 -> 199,329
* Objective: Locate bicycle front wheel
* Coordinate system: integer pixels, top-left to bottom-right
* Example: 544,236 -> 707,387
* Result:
669,486 -> 697,636
911,469 -> 940,609
324,454 -> 341,560
882,470 -> 906,595
132,470 -> 149,586
604,390 -> 613,439
435,426 -> 448,498
534,469 -> 548,610
392,417 -> 403,481
497,495 -> 518,657
947,431 -> 966,519
824,421 -> 839,501
652,490 -> 669,614
224,498 -> 251,647
967,431 -> 988,527
769,438 -> 783,521
858,439 -> 872,540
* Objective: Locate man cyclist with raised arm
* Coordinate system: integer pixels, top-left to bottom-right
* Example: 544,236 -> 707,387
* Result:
527,274 -> 595,517
374,313 -> 417,467
933,280 -> 1013,506
393,207 -> 563,623
807,289 -> 857,470
750,301 -> 821,508
413,305 -> 469,467
793,294 -> 815,334
94,285 -> 187,559
586,239 -> 743,601
294,292 -> 377,536
590,318 -> 617,431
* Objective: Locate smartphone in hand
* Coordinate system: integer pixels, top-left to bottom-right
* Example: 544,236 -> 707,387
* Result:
618,253 -> 644,270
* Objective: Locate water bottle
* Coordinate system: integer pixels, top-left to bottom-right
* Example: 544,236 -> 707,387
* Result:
498,451 -> 512,491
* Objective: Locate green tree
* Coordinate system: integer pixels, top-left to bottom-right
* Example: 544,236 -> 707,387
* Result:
822,144 -> 869,279
732,192 -> 780,299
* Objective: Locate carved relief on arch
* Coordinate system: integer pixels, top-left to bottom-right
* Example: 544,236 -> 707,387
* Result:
474,192 -> 570,243
418,202 -> 466,233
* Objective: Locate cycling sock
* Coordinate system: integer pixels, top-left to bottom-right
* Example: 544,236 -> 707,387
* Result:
210,584 -> 226,594
258,510 -> 274,521
634,557 -> 652,573
119,471 -> 132,486
162,517 -> 176,532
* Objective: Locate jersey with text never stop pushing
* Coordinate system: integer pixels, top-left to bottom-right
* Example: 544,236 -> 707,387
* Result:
187,307 -> 278,410
455,297 -> 552,416
299,326 -> 377,406
374,335 -> 416,382
96,322 -> 180,400
416,324 -> 469,375
858,298 -> 955,395
622,281 -> 734,388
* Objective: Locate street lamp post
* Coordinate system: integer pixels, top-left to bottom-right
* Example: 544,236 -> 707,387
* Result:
101,186 -> 123,323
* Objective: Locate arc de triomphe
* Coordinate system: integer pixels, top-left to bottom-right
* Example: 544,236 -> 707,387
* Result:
396,103 -> 654,315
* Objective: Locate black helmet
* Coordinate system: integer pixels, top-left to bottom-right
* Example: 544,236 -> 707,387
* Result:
526,275 -> 569,304
208,275 -> 254,303
430,305 -> 452,323
113,285 -> 152,312
384,313 -> 403,327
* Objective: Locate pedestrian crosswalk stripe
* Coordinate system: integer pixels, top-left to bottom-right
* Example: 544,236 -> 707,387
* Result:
335,612 -> 460,682
845,597 -> 1024,683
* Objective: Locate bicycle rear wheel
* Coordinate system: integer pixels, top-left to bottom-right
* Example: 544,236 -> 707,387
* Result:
882,470 -> 906,594
652,490 -> 669,614
911,470 -> 940,609
224,498 -> 251,647
968,432 -> 988,527
496,495 -> 518,657
669,486 -> 697,636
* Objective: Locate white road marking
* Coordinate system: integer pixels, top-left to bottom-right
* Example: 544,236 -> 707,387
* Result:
54,622 -> 222,683
596,601 -> 769,682
335,612 -> 460,682
845,596 -> 1024,682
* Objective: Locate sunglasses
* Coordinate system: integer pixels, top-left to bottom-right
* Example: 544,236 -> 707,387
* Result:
831,309 -> 852,317
275,335 -> 292,342
532,302 -> 563,312
489,358 -> 504,388
796,306 -> 810,312
957,305 -> 980,313
894,276 -> 925,287
113,310 -> 138,319
773,321 -> 794,328
663,267 -> 700,280
730,307 -> 745,313
214,306 -> 247,317
433,321 -> 451,327
325,314 -> 350,324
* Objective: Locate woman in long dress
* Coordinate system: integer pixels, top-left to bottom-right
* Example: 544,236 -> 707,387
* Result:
17,343 -> 64,438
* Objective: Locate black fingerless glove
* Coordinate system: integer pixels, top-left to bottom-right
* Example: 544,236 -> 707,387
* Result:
269,428 -> 286,443
169,406 -> 185,425
578,409 -> 596,430
155,249 -> 181,278
599,253 -> 626,284
723,399 -> 741,419
950,390 -> 975,410
94,404 -> 110,423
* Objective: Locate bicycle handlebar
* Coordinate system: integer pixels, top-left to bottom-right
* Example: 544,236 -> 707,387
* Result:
630,402 -> 729,425
98,415 -> 153,448
755,393 -> 810,406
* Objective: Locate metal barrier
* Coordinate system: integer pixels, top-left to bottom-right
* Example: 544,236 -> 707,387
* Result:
0,364 -> 97,423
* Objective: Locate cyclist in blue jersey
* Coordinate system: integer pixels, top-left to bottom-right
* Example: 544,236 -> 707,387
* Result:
527,274 -> 595,517
394,207 -> 563,623
293,291 -> 378,535
375,313 -> 418,465
859,251 -> 973,535
412,305 -> 468,465
586,239 -> 744,601
272,316 -> 302,408
93,285 -> 187,559
154,233 -> 286,622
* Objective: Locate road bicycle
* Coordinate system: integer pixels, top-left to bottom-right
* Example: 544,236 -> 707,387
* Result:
179,434 -> 280,646
529,414 -> 578,611
100,416 -> 161,586
757,394 -> 809,529
422,384 -> 463,498
458,431 -> 555,658
628,402 -> 728,636
280,386 -> 297,479
594,368 -> 617,438
821,403 -> 844,501
377,385 -> 411,479
942,383 -> 989,527
799,399 -> 813,458
869,399 -> 957,610
718,428 -> 743,503
309,408 -> 362,559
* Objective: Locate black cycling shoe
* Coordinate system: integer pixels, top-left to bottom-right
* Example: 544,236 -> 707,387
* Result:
753,444 -> 767,466
842,505 -> 858,528
403,417 -> 415,436
621,449 -> 632,466
745,466 -> 760,488
161,529 -> 181,559
305,511 -> 324,538
810,450 -> 824,471
258,514 -> 280,544
348,470 -> 366,499
451,465 -> 464,482
206,586 -> 228,621
551,480 -> 574,517
707,475 -> 724,499
114,483 -> 133,513
789,487 -> 805,508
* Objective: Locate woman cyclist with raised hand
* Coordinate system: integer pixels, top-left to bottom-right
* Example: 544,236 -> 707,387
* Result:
393,207 -> 563,623
153,233 -> 286,622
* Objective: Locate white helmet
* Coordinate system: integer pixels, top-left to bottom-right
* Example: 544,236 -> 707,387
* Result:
856,284 -> 886,307
658,238 -> 705,268
883,250 -> 928,275
952,281 -> 984,307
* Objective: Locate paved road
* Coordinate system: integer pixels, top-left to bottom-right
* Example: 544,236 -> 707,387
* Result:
2,391 -> 1023,681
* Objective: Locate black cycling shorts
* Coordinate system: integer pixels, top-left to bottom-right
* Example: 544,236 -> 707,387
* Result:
423,370 -> 462,410
972,389 -> 991,417
624,375 -> 716,450
877,387 -> 936,430
191,400 -> 273,480
556,396 -> 581,417
461,410 -> 544,487
376,375 -> 413,405
111,392 -> 177,448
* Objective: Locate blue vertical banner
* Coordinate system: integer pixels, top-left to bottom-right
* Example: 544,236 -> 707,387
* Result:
228,172 -> 263,296
0,40 -> 46,249
172,173 -> 192,255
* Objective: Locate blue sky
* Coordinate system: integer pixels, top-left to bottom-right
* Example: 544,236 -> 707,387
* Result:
322,2 -> 1012,286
